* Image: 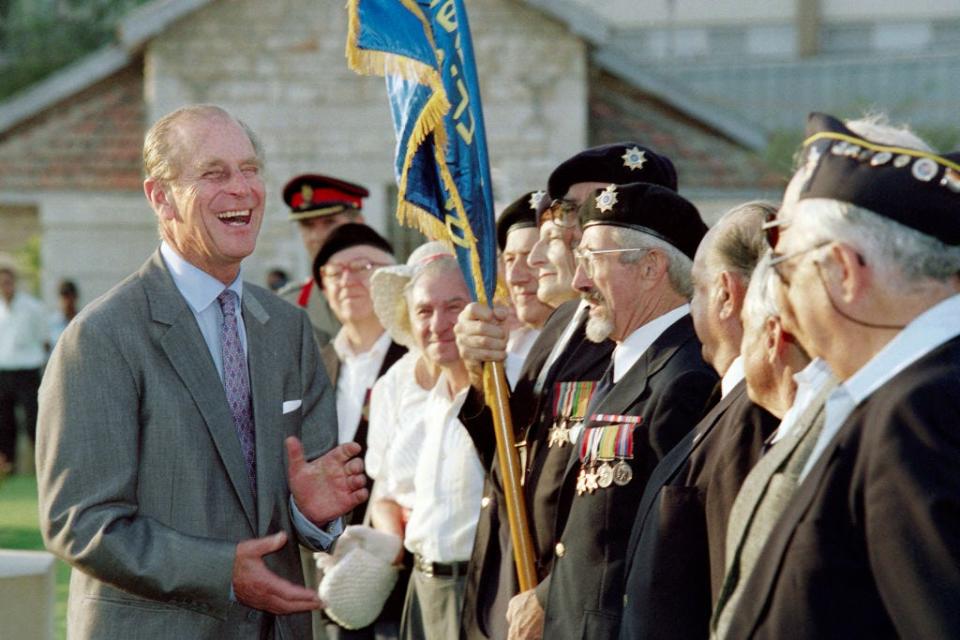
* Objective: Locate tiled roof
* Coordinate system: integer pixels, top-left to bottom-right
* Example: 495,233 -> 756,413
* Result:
590,70 -> 786,192
0,63 -> 144,192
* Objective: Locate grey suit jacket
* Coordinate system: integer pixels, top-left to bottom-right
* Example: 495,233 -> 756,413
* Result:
36,250 -> 338,640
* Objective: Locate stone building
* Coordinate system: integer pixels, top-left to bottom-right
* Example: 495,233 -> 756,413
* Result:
0,0 -> 779,307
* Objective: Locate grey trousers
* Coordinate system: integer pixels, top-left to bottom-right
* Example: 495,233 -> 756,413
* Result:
399,567 -> 467,640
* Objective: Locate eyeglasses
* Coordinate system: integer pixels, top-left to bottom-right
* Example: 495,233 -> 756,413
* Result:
319,259 -> 388,280
762,210 -> 785,249
540,199 -> 580,228
769,241 -> 830,284
573,247 -> 648,278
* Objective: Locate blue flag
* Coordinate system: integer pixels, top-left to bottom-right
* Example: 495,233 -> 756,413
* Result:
346,0 -> 497,304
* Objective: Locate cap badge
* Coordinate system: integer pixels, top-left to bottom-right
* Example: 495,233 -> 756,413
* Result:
622,147 -> 648,171
529,190 -> 546,212
941,168 -> 960,193
911,157 -> 938,183
893,154 -> 912,169
596,184 -> 618,213
298,185 -> 314,210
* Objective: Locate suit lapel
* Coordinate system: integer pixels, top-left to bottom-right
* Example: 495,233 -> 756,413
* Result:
143,252 -> 258,531
623,382 -> 743,572
244,289 -> 288,537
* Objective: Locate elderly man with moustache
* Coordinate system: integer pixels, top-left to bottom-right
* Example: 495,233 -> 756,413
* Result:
456,144 -> 679,640
720,112 -> 960,639
524,182 -> 718,640
36,104 -> 366,640
618,201 -> 780,640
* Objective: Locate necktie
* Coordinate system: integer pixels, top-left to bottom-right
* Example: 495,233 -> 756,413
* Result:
217,290 -> 257,493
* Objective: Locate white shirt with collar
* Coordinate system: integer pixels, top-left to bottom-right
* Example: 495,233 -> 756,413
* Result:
721,355 -> 745,399
160,242 -> 340,551
0,289 -> 47,370
404,373 -> 485,563
769,357 -> 834,445
612,304 -> 690,383
800,293 -> 960,481
160,242 -> 245,380
332,329 -> 392,444
505,325 -> 541,389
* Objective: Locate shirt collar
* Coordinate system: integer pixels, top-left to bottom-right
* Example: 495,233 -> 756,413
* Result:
160,241 -> 243,314
613,304 -> 690,382
721,355 -> 745,398
842,292 -> 960,406
333,327 -> 391,362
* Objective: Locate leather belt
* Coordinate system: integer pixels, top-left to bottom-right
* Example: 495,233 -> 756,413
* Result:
414,553 -> 470,578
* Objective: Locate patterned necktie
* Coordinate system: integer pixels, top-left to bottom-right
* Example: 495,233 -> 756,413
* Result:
217,290 -> 256,494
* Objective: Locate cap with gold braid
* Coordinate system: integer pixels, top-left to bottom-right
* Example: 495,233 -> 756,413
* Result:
282,174 -> 370,221
797,112 -> 960,245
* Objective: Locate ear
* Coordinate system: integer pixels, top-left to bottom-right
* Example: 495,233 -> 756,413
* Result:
766,316 -> 786,365
144,178 -> 178,221
641,249 -> 669,281
716,271 -> 746,321
823,242 -> 867,305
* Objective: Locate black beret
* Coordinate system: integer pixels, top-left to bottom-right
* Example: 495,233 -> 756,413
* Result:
312,223 -> 394,286
283,173 -> 369,221
496,190 -> 546,250
796,113 -> 960,245
547,143 -> 678,200
579,182 -> 707,260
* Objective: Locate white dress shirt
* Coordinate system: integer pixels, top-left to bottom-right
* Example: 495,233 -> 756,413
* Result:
721,355 -> 745,399
505,325 -> 541,389
612,304 -> 690,382
332,329 -> 392,444
404,374 -> 485,563
800,293 -> 960,481
0,289 -> 47,370
160,242 -> 339,549
160,242 -> 245,379
769,358 -> 834,445
365,351 -> 433,509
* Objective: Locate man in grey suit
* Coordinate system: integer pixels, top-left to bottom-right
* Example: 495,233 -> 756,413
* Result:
35,104 -> 367,639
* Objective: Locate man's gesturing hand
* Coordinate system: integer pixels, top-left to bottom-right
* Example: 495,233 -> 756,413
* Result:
232,531 -> 322,614
287,437 -> 368,526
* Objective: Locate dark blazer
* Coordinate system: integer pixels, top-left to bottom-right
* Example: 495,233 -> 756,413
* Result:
619,380 -> 778,640
724,336 -> 960,640
461,301 -> 614,640
542,315 -> 718,640
35,251 -> 336,640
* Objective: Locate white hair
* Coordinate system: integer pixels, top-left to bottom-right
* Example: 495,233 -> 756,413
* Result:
790,199 -> 960,292
845,113 -> 934,152
609,226 -> 694,298
741,252 -> 781,327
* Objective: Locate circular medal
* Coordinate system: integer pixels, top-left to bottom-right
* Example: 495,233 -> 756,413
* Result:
911,157 -> 938,182
870,151 -> 892,167
613,460 -> 633,486
596,462 -> 614,488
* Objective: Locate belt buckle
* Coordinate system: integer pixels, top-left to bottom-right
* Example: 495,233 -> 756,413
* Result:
419,555 -> 434,577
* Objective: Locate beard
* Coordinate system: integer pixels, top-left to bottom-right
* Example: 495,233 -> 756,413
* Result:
583,289 -> 614,343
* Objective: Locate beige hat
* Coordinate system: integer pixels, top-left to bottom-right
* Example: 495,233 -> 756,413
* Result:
371,241 -> 454,348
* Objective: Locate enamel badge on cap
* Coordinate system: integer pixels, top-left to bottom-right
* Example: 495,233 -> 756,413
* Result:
596,184 -> 618,212
621,146 -> 647,171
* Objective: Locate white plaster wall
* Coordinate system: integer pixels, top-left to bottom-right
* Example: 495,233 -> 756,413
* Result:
38,191 -> 159,308
143,0 -> 587,282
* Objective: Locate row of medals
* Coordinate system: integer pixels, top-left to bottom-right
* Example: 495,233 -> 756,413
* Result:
577,457 -> 633,495
548,417 -> 580,448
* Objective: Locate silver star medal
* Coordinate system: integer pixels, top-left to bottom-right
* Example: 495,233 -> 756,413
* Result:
595,184 -> 618,213
529,190 -> 546,211
622,146 -> 647,171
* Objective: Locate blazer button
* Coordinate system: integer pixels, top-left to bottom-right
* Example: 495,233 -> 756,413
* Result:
555,542 -> 565,558
481,496 -> 491,508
